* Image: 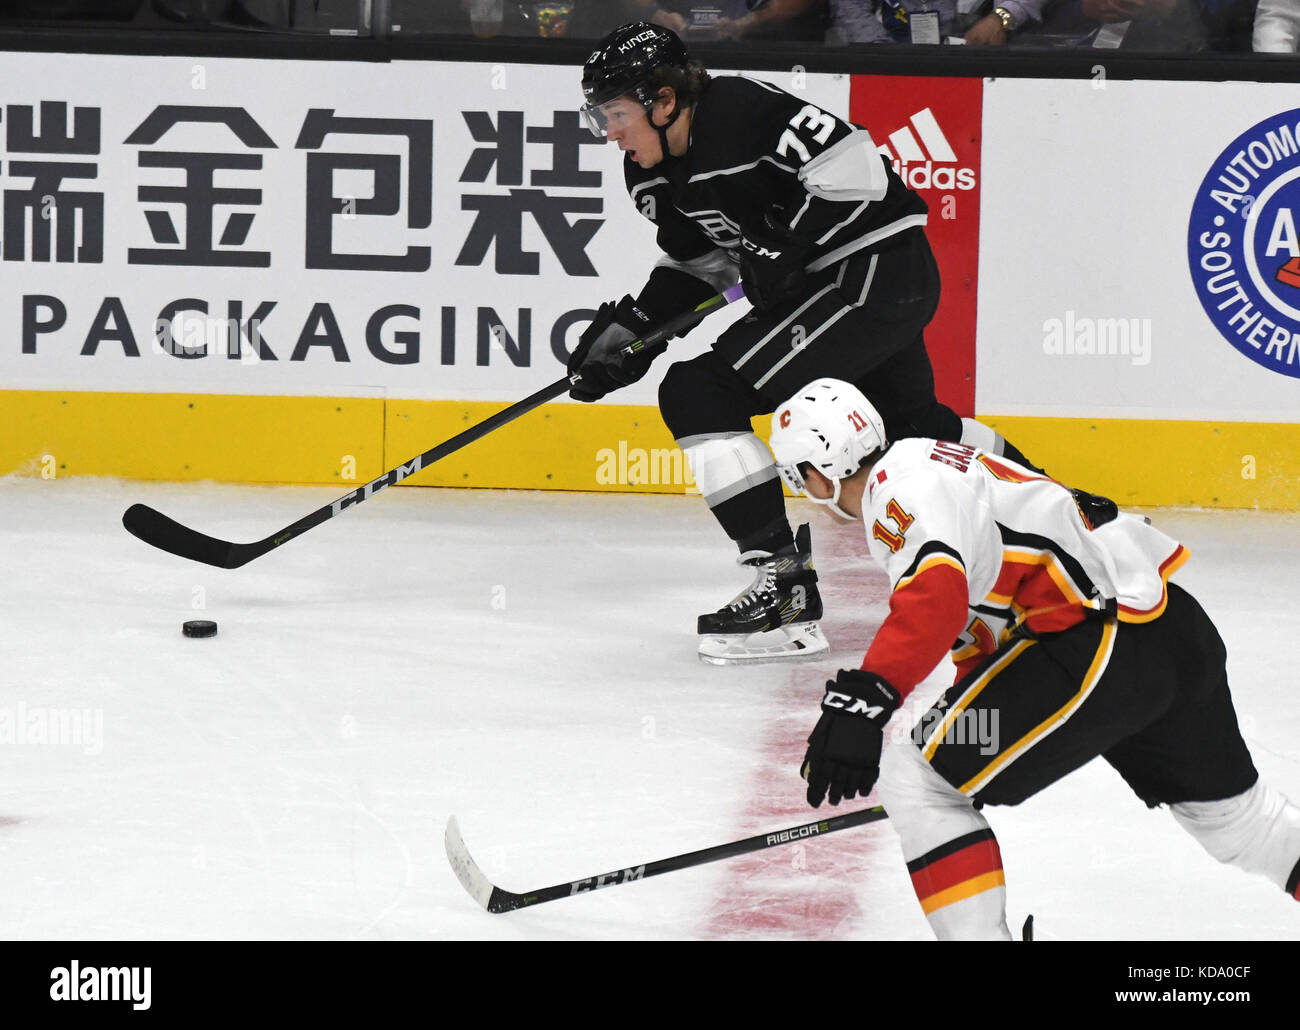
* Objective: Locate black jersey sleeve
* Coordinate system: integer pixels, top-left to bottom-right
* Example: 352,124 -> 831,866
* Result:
624,158 -> 736,323
624,158 -> 715,263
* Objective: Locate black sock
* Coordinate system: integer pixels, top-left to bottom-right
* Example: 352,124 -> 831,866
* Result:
708,478 -> 792,554
738,517 -> 795,555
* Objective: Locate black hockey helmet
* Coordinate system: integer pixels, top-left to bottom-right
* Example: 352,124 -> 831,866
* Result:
580,22 -> 693,139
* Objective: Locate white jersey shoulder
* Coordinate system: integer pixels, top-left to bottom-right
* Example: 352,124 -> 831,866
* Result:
863,438 -> 1186,621
863,438 -> 998,595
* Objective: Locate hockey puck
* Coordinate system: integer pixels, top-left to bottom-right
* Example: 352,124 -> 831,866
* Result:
182,620 -> 218,638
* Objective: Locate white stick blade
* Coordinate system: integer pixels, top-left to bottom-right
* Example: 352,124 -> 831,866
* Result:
444,816 -> 496,910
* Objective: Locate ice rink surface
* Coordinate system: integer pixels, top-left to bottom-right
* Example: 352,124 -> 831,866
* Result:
2,475 -> 1298,941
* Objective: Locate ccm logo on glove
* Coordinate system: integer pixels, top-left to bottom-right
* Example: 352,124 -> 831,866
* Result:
802,670 -> 902,808
822,690 -> 891,719
739,238 -> 784,260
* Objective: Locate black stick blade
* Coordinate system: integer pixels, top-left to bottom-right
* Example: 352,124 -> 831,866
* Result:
122,503 -> 258,569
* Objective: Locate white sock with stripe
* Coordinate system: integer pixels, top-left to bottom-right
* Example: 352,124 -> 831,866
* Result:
679,432 -> 779,509
877,741 -> 1012,940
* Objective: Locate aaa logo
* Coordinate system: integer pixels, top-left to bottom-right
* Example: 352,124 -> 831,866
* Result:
1188,109 -> 1300,378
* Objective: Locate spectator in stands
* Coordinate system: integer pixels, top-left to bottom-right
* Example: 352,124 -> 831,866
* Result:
1072,0 -> 1199,46
825,0 -> 957,41
1253,0 -> 1299,50
1035,0 -> 1255,49
627,0 -> 692,33
629,0 -> 829,41
458,1 -> 629,37
519,1 -> 632,36
828,0 -> 1253,48
826,0 -> 879,40
715,0 -> 829,37
963,0 -> 1046,43
825,0 -> 1044,45
878,0 -> 959,41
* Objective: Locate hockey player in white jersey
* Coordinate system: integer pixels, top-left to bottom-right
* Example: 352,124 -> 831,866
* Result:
769,378 -> 1300,940
573,22 -> 1034,665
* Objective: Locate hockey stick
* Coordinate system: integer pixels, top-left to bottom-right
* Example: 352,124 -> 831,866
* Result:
445,805 -> 888,914
122,283 -> 748,569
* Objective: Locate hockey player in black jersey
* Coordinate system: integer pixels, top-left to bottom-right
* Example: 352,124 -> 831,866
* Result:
573,22 -> 1034,664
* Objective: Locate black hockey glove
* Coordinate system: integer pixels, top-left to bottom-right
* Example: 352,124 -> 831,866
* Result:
738,207 -> 808,314
567,295 -> 657,403
802,670 -> 902,809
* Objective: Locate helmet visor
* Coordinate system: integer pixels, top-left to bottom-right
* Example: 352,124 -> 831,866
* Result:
579,96 -> 653,140
579,100 -> 611,139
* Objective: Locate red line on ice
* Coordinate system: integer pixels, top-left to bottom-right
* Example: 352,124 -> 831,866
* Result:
698,519 -> 895,940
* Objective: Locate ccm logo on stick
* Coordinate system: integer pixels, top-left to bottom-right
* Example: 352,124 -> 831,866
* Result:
569,866 -> 647,894
330,456 -> 425,516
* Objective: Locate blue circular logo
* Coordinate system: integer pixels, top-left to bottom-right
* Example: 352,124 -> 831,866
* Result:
1189,109 -> 1300,379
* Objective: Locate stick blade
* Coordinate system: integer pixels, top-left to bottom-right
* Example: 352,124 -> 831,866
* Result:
122,504 -> 252,569
444,816 -> 501,912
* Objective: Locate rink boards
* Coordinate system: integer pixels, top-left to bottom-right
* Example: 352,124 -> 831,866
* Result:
0,51 -> 1298,506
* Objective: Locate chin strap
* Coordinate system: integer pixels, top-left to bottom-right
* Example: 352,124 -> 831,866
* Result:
810,479 -> 858,522
645,96 -> 683,160
779,462 -> 860,521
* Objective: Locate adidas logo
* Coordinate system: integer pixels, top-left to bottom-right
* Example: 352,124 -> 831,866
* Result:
876,108 -> 976,192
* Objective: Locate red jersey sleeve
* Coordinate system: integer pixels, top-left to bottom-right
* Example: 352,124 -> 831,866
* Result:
862,560 -> 969,698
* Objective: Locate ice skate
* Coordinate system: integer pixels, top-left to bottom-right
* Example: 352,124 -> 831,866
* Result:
697,523 -> 829,665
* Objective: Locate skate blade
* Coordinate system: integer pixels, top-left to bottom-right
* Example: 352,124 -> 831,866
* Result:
697,623 -> 829,666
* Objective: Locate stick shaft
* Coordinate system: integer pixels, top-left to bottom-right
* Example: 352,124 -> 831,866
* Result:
268,374 -> 572,546
122,286 -> 744,568
483,806 -> 888,913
